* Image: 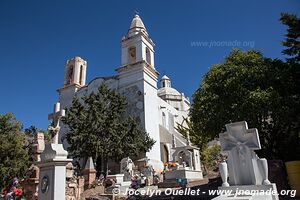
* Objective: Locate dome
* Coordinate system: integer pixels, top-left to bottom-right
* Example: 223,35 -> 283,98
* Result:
158,87 -> 181,97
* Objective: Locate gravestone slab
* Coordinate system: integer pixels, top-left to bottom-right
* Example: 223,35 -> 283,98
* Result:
213,121 -> 278,200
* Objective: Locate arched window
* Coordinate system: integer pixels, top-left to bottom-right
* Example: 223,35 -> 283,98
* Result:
146,47 -> 151,64
128,46 -> 136,63
66,65 -> 74,85
79,65 -> 83,85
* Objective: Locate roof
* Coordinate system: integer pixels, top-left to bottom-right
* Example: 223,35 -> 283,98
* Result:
129,15 -> 146,30
161,75 -> 170,80
128,15 -> 148,37
158,87 -> 181,96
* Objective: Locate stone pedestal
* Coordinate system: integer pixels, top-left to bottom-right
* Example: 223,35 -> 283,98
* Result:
38,143 -> 72,200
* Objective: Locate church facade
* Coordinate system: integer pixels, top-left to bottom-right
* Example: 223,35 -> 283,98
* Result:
52,15 -> 190,171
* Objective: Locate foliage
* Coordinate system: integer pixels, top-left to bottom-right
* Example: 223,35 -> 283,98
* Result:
190,49 -> 300,161
0,113 -> 30,191
202,144 -> 222,173
280,13 -> 300,63
62,84 -> 155,173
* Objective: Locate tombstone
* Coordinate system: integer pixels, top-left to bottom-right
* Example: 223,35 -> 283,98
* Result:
164,141 -> 203,183
213,121 -> 279,200
120,157 -> 134,181
140,158 -> 154,186
82,157 -> 96,189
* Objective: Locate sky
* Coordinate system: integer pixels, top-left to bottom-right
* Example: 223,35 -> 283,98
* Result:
0,0 -> 299,130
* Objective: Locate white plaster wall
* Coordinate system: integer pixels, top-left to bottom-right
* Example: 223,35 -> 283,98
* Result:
143,76 -> 161,160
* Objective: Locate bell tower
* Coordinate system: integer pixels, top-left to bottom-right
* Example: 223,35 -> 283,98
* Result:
121,15 -> 155,68
63,56 -> 87,87
117,15 -> 163,171
58,56 -> 87,113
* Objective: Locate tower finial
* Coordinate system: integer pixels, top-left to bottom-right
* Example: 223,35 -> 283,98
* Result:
134,9 -> 139,16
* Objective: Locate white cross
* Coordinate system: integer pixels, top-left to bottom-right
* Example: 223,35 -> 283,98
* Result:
219,121 -> 261,185
48,102 -> 65,144
220,121 -> 261,152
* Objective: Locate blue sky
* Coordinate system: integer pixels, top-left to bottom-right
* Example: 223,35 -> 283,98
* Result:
0,0 -> 299,129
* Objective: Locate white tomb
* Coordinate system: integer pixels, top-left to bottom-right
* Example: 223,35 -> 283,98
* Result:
213,121 -> 279,200
164,132 -> 203,182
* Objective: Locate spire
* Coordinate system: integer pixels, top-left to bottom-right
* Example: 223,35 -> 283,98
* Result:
128,14 -> 148,37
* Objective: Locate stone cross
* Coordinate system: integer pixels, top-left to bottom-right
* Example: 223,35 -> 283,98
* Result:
219,121 -> 270,186
48,102 -> 65,144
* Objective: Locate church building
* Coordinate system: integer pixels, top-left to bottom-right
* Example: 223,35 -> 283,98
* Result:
52,15 -> 190,171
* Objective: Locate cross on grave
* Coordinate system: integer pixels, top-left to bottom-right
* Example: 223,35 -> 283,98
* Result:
219,121 -> 270,186
48,102 -> 65,144
220,121 -> 261,152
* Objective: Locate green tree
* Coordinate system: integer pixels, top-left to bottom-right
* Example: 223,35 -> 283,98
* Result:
62,84 -> 155,175
202,144 -> 221,174
280,13 -> 300,63
0,113 -> 30,190
190,49 -> 300,161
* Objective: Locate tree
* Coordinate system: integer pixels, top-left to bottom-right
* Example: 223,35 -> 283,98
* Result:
190,49 -> 300,161
202,144 -> 221,175
0,113 -> 30,190
62,84 -> 155,175
280,13 -> 300,63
